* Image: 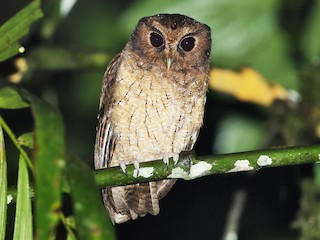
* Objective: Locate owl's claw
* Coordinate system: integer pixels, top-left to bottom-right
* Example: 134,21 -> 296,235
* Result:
162,154 -> 179,169
133,160 -> 140,175
173,154 -> 179,165
163,156 -> 169,166
120,160 -> 140,175
120,161 -> 127,175
162,156 -> 169,170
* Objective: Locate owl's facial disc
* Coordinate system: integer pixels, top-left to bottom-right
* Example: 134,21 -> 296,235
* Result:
132,15 -> 211,72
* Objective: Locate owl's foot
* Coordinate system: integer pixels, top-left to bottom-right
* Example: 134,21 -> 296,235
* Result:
133,160 -> 140,176
120,161 -> 127,175
163,156 -> 169,166
120,160 -> 140,175
163,153 -> 180,169
173,154 -> 179,165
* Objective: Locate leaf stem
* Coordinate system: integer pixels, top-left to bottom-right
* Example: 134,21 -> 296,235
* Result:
0,116 -> 35,173
58,211 -> 77,240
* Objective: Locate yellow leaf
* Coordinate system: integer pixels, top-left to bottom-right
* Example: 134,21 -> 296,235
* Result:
209,68 -> 288,106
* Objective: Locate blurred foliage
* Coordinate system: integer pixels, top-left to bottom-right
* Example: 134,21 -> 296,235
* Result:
0,1 -> 42,61
67,153 -> 116,240
214,114 -> 264,154
13,155 -> 33,240
293,177 -> 320,240
0,125 -> 7,240
1,0 -> 320,239
301,0 -> 320,63
210,67 -> 289,106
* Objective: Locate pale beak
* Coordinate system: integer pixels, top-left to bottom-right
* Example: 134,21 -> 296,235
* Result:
166,57 -> 173,70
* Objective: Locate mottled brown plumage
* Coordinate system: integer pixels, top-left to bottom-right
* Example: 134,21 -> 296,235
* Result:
94,13 -> 211,223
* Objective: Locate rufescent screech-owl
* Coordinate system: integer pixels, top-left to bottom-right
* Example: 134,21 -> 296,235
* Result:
94,13 -> 211,224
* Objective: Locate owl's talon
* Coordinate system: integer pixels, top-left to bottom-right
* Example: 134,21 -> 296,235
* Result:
163,156 -> 169,167
173,154 -> 179,165
120,161 -> 127,175
133,160 -> 140,175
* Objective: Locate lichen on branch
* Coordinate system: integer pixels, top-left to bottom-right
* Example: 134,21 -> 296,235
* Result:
95,145 -> 320,188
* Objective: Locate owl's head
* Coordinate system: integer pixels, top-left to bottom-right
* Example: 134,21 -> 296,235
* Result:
128,14 -> 211,72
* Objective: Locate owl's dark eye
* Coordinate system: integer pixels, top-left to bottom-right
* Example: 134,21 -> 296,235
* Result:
150,32 -> 164,47
180,37 -> 195,51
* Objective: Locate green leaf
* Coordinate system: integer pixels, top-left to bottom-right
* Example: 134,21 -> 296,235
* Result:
245,31 -> 298,89
0,115 -> 34,172
18,132 -> 34,149
0,1 -> 43,62
0,87 -> 29,109
13,155 -> 33,240
214,114 -> 264,154
67,154 -> 115,240
19,89 -> 65,240
0,124 -> 7,240
301,0 -> 320,62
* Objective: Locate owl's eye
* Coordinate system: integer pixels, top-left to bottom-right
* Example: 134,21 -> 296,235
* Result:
180,37 -> 195,51
150,32 -> 164,47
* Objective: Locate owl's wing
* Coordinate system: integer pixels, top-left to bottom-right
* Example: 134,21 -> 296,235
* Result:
94,54 -> 122,169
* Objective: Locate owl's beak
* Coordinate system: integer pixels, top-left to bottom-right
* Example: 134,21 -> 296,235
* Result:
166,57 -> 173,70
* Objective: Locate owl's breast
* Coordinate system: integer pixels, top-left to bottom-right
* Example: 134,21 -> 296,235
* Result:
109,59 -> 208,164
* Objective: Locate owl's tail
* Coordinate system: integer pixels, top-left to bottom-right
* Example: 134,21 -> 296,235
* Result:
102,179 -> 176,224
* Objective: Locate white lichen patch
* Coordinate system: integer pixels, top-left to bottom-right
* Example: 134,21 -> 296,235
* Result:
189,161 -> 212,179
257,155 -> 273,166
228,160 -> 254,173
168,167 -> 190,180
7,195 -> 13,204
133,167 -> 154,178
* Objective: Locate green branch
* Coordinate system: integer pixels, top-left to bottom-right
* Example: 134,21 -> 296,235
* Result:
95,145 -> 320,188
6,145 -> 320,204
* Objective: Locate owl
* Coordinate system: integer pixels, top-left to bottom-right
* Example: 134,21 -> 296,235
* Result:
94,13 -> 211,224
